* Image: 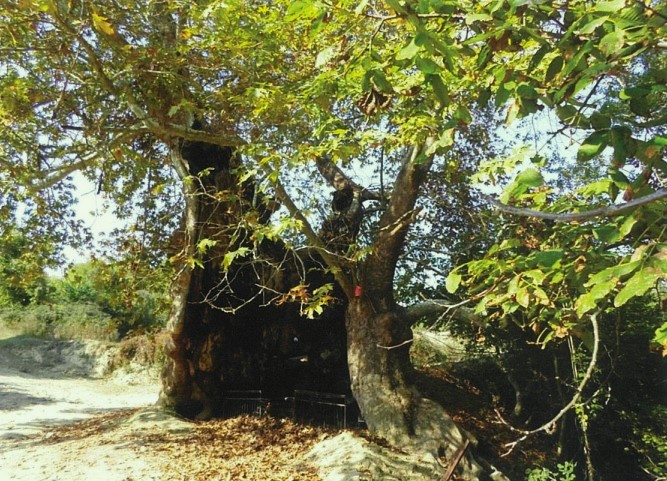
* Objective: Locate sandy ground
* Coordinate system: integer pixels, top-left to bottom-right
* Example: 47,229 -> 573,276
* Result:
0,334 -> 168,480
0,331 -> 497,481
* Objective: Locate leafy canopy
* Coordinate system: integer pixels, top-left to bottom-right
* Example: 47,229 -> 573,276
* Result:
0,0 -> 666,349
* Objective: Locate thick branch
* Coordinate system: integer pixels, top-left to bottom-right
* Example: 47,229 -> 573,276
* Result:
403,298 -> 481,326
484,189 -> 667,222
315,155 -> 382,201
363,140 -> 434,303
165,143 -> 200,337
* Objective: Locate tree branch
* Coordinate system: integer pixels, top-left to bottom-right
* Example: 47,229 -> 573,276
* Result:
403,298 -> 481,327
363,140 -> 435,303
484,189 -> 667,222
53,10 -> 243,148
315,155 -> 382,201
24,131 -> 136,194
497,310 -> 601,456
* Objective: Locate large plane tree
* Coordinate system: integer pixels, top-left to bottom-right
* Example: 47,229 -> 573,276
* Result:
2,1 -> 666,480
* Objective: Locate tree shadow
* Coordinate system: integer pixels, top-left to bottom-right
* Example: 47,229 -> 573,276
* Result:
0,382 -> 53,411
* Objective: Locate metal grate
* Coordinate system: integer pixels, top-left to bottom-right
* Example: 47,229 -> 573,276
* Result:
293,389 -> 351,429
220,389 -> 359,429
221,390 -> 268,417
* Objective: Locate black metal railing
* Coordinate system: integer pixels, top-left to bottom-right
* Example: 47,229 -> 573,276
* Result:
221,390 -> 268,417
293,389 -> 351,429
219,389 -> 358,429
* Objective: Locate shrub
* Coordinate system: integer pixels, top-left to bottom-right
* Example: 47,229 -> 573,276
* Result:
526,462 -> 577,481
0,302 -> 117,341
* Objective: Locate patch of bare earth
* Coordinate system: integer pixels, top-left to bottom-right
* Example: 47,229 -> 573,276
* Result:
2,410 -> 327,481
0,331 -> 538,481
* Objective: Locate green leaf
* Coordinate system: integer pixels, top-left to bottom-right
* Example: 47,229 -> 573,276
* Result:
534,249 -> 563,268
577,15 -> 609,35
445,270 -> 462,293
614,268 -> 663,307
354,0 -> 369,14
524,269 -> 546,285
197,238 -> 218,254
428,128 -> 455,154
465,13 -> 492,25
595,0 -> 625,12
619,86 -> 652,99
477,45 -> 491,69
426,74 -> 450,107
589,112 -> 611,129
316,46 -> 336,68
529,45 -> 549,71
517,83 -> 538,99
372,71 -> 394,93
545,56 -> 563,82
286,0 -> 313,20
556,104 -> 579,125
592,216 -> 637,245
92,12 -> 115,36
578,130 -> 609,161
495,84 -> 511,108
222,247 -> 250,271
500,181 -> 525,203
516,167 -> 544,187
600,30 -> 625,56
396,38 -> 421,61
575,279 -> 616,316
573,76 -> 592,97
533,287 -> 550,305
415,56 -> 441,74
653,322 -> 667,356
516,287 -> 531,308
609,167 -> 630,188
585,260 -> 641,287
630,96 -> 651,116
610,126 -> 635,163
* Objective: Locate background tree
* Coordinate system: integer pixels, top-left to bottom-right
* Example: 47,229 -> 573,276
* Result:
0,225 -> 53,306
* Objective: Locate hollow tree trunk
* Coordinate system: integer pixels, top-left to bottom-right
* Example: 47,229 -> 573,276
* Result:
159,135 -> 351,419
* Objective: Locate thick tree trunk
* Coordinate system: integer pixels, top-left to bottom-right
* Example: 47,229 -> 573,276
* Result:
335,143 -> 496,480
346,296 -> 488,480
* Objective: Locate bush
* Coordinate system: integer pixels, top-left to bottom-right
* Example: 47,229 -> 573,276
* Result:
0,302 -> 118,341
48,261 -> 170,337
526,462 -> 577,481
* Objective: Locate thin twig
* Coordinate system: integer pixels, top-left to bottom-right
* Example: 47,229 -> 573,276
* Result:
377,338 -> 414,350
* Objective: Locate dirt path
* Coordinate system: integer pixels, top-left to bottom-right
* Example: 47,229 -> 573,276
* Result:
0,367 -> 159,439
0,335 -> 168,480
0,335 -> 324,481
0,333 -> 477,481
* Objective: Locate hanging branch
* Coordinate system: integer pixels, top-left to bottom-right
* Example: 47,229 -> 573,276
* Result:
497,310 -> 602,456
484,189 -> 667,223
